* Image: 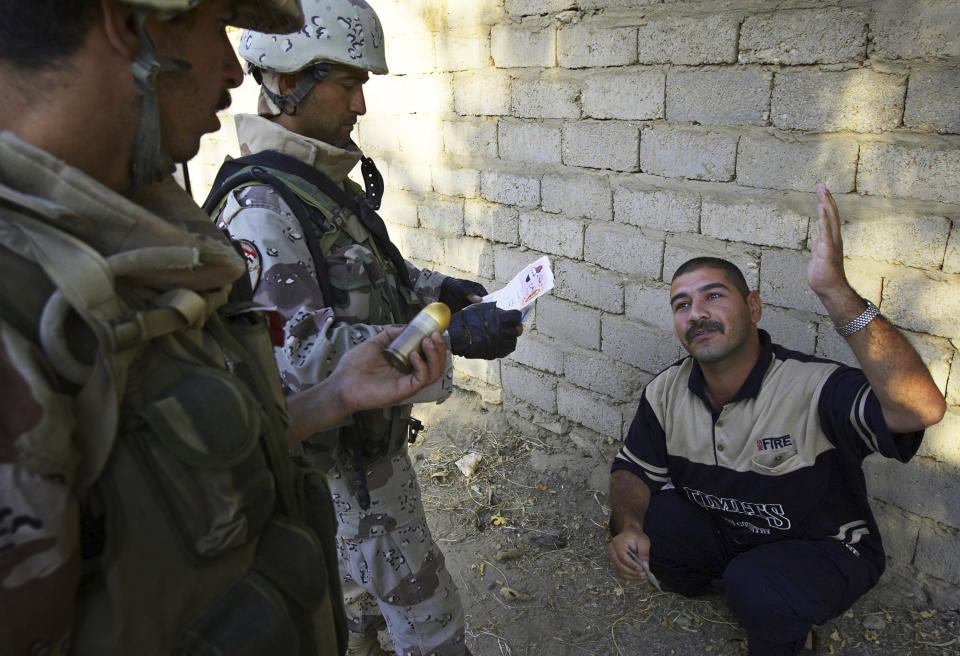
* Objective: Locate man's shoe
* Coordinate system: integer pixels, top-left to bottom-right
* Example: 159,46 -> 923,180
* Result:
345,634 -> 394,656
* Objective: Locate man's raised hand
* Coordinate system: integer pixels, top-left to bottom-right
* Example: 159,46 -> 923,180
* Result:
807,183 -> 850,299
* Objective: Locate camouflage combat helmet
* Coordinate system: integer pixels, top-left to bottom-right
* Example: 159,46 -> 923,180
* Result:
238,0 -> 386,114
127,0 -> 304,187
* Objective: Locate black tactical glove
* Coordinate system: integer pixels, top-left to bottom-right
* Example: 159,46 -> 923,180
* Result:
439,277 -> 489,313
448,302 -> 522,360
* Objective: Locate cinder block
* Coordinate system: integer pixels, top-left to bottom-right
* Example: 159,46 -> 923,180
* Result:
499,120 -> 562,165
380,192 -> 420,228
814,324 -> 858,368
870,499 -> 922,566
663,233 -> 761,288
864,456 -> 960,534
394,225 -> 444,264
442,119 -> 498,159
511,73 -> 581,119
916,521 -> 960,586
839,210 -> 951,270
437,29 -> 491,72
584,223 -> 662,277
870,0 -> 960,60
625,280 -> 673,332
397,115 -> 444,160
419,197 -> 464,235
444,236 -> 494,279
558,382 -> 624,438
433,167 -> 481,198
561,121 -> 640,172
564,347 -> 647,403
905,66 -> 960,134
453,70 -> 512,116
760,248 -> 825,315
702,197 -> 809,250
772,69 -> 906,132
465,199 -> 520,244
613,183 -> 700,233
481,171 -> 541,207
388,160 -> 432,194
448,0 -> 504,26
737,134 -> 859,193
667,68 -> 771,126
537,295 -> 602,350
601,315 -> 683,373
506,0 -> 572,15
357,115 -> 400,153
583,69 -> 665,120
492,25 -> 556,68
541,171 -> 612,221
858,140 -> 960,204
948,350 -> 960,407
554,259 -> 624,313
918,407 -> 960,464
508,331 -> 564,375
494,245 -> 547,286
519,211 -> 585,258
757,307 -> 818,354
454,357 -> 502,387
636,15 -> 738,65
739,9 -> 867,65
558,23 -> 637,68
502,362 -> 558,413
386,33 -> 436,75
882,268 -> 960,339
365,74 -> 454,115
640,125 -> 737,182
947,223 -> 960,274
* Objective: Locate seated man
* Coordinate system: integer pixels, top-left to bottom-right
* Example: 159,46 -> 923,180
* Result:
607,185 -> 945,656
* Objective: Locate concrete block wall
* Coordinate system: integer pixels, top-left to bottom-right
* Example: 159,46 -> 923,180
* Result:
193,1 -> 960,601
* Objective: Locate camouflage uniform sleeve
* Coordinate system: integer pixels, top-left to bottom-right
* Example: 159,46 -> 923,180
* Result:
215,185 -> 391,395
0,319 -> 81,655
407,264 -> 447,304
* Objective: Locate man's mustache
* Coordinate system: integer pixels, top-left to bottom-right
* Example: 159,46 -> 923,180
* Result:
686,319 -> 724,343
216,90 -> 232,111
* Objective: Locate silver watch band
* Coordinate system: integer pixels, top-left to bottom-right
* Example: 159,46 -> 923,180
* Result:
834,299 -> 879,338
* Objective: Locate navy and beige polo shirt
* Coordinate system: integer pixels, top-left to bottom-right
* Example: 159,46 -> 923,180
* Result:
612,330 -> 923,560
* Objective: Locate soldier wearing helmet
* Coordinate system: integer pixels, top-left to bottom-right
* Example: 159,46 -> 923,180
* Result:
206,2 -> 522,655
0,1 -> 447,654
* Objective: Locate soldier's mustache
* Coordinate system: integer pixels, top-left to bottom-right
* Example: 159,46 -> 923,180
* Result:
686,319 -> 724,342
216,90 -> 232,111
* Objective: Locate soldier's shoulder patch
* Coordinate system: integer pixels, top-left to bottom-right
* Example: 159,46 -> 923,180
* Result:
239,239 -> 262,289
236,183 -> 289,216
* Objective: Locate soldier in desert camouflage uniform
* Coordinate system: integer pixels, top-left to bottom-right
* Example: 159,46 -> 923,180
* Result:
207,2 -> 524,654
0,1 -> 447,654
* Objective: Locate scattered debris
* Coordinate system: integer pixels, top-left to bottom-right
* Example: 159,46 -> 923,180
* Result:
455,452 -> 482,477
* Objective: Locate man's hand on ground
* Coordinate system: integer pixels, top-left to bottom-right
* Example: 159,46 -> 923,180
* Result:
608,528 -> 652,582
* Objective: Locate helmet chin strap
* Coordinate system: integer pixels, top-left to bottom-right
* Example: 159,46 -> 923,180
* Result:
256,62 -> 330,115
129,9 -> 190,188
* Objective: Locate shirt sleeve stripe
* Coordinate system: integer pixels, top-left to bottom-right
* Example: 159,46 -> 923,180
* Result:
850,383 -> 880,453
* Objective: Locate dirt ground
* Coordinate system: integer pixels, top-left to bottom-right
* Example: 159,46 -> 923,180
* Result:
403,393 -> 960,656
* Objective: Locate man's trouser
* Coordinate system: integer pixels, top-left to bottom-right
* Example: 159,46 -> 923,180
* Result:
644,490 -> 882,656
328,448 -> 467,656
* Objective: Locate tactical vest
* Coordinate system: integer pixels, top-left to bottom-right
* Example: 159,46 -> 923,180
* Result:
0,184 -> 347,655
204,153 -> 422,467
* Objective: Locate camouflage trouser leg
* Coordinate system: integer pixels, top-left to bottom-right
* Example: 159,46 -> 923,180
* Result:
328,448 -> 467,656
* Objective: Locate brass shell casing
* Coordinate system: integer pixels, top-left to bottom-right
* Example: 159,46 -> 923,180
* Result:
384,302 -> 451,372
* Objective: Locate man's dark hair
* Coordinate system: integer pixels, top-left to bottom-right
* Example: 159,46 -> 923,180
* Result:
672,257 -> 750,299
0,0 -> 99,69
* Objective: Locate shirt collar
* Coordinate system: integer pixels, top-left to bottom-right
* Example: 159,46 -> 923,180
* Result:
687,329 -> 774,407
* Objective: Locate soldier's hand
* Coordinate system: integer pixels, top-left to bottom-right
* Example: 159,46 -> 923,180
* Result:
448,302 -> 522,360
439,276 -> 488,313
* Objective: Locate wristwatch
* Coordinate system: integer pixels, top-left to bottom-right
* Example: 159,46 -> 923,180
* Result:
834,299 -> 879,338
